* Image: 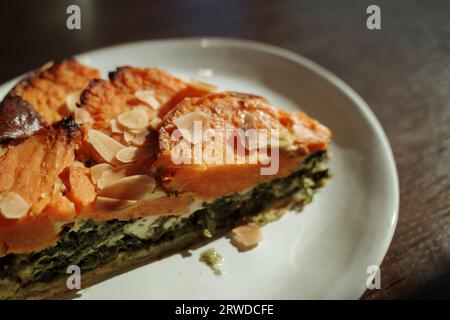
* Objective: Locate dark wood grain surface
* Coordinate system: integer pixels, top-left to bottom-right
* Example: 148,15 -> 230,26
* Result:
0,0 -> 449,299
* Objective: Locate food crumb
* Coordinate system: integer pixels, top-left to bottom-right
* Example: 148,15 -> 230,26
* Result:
200,248 -> 224,275
230,223 -> 263,251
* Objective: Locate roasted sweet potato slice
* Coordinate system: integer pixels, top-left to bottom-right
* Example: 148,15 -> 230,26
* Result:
0,118 -> 81,211
0,118 -> 81,254
0,59 -> 99,143
153,92 -> 331,197
80,66 -> 212,132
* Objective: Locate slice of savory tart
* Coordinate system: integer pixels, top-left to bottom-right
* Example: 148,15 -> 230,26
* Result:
0,66 -> 330,299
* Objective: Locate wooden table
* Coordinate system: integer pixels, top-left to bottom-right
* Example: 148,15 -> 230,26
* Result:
0,0 -> 448,299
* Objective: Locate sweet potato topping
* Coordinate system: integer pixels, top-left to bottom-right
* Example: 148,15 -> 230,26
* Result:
153,92 -> 331,197
0,119 -> 80,212
80,67 -> 185,130
0,119 -> 81,254
79,67 -> 212,132
60,166 -> 97,211
6,59 -> 99,125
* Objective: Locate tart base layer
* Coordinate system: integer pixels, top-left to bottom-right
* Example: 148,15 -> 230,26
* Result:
0,151 -> 328,299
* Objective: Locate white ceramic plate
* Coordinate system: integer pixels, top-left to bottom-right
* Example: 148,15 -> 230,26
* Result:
0,38 -> 399,299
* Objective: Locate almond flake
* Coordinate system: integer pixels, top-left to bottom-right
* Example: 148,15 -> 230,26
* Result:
149,118 -> 162,130
40,192 -> 49,199
189,79 -> 217,93
110,119 -> 123,133
132,129 -> 150,146
96,169 -> 119,190
96,163 -> 147,189
117,109 -> 149,130
54,177 -> 67,193
98,175 -> 156,200
94,197 -> 137,211
173,111 -> 211,144
90,163 -> 113,185
87,129 -> 126,164
146,189 -> 168,200
66,91 -> 81,113
116,146 -> 150,163
123,131 -> 135,143
72,161 -> 86,168
0,192 -> 30,219
74,108 -> 94,125
230,223 -> 263,251
135,90 -> 161,110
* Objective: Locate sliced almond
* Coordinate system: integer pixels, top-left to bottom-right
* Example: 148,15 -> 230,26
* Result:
173,111 -> 211,144
132,129 -> 150,146
94,196 -> 137,212
90,163 -> 113,185
117,108 -> 149,130
149,118 -> 162,130
87,129 -> 126,164
54,177 -> 67,193
98,175 -> 156,200
72,161 -> 86,168
0,192 -> 30,219
230,223 -> 263,251
74,108 -> 94,125
146,189 -> 168,201
96,163 -> 147,189
123,131 -> 135,143
96,169 -> 119,190
116,146 -> 151,163
189,79 -> 217,93
110,119 -> 123,134
135,90 -> 161,110
66,91 -> 81,113
40,192 -> 49,199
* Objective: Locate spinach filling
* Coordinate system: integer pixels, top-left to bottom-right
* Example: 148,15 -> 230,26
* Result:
0,151 -> 328,288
